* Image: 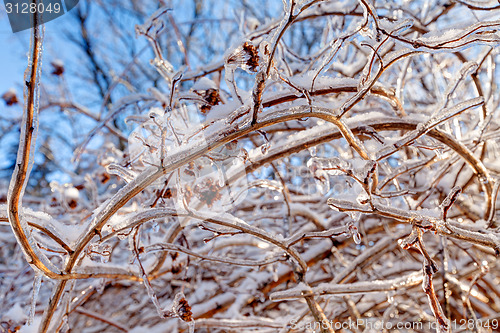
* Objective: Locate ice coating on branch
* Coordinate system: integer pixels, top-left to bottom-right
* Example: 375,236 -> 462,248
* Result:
328,198 -> 370,212
458,0 -> 500,8
269,272 -> 423,300
310,39 -> 344,88
27,273 -> 42,325
87,243 -> 112,263
424,97 -> 484,131
307,156 -> 351,176
142,272 -> 171,318
376,97 -> 484,160
106,164 -> 138,183
289,73 -> 358,91
439,61 -> 478,110
412,20 -> 500,52
4,24 -> 64,277
2,1 -> 500,331
135,7 -> 169,40
379,18 -> 414,35
81,166 -> 161,241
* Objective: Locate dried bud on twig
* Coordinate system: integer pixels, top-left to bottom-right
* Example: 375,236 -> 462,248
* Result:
173,293 -> 193,322
197,88 -> 222,113
51,60 -> 65,76
2,89 -> 18,106
227,41 -> 259,72
193,178 -> 222,207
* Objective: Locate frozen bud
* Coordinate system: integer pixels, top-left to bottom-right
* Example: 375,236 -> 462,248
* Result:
356,191 -> 370,205
173,292 -> 193,322
246,17 -> 260,31
259,41 -> 270,59
2,88 -> 18,106
100,172 -> 111,184
198,89 -> 222,114
226,41 -> 260,72
238,148 -> 248,161
260,142 -> 270,154
352,229 -> 362,244
51,60 -> 65,76
193,178 -> 222,207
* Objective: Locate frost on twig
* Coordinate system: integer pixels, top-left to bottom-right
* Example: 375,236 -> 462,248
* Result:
3,1 -> 500,332
269,272 -> 423,300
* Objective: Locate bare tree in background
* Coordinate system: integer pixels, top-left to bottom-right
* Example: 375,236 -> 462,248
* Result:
1,0 -> 500,332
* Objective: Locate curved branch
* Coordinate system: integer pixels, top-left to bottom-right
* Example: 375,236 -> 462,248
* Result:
6,6 -> 63,279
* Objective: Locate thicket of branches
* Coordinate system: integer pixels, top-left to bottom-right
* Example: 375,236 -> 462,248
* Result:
1,0 -> 500,332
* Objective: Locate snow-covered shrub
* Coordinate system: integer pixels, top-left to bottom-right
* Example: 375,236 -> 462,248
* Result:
1,1 -> 500,332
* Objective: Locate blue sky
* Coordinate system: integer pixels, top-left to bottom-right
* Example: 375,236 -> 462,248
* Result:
0,4 -> 80,100
0,0 -> 283,184
0,5 -> 79,181
0,9 -> 28,97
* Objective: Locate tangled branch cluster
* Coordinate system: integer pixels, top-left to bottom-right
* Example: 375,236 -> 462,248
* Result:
1,0 -> 500,332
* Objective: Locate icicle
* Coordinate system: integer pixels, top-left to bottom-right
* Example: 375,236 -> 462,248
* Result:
224,64 -> 242,103
152,222 -> 160,233
100,244 -> 111,263
60,315 -> 69,332
238,148 -> 248,162
128,253 -> 136,265
316,173 -> 330,195
348,211 -> 361,223
356,191 -> 370,205
187,321 -> 195,333
260,142 -> 270,155
28,273 -> 42,325
96,279 -> 106,294
360,160 -> 377,181
347,222 -> 361,244
128,233 -> 136,251
269,68 -> 281,82
258,130 -> 270,155
213,161 -> 226,187
386,290 -> 396,304
272,263 -> 279,282
143,273 -> 168,318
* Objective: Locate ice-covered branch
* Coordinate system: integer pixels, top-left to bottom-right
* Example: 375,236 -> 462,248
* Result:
328,198 -> 500,252
270,272 -> 423,300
